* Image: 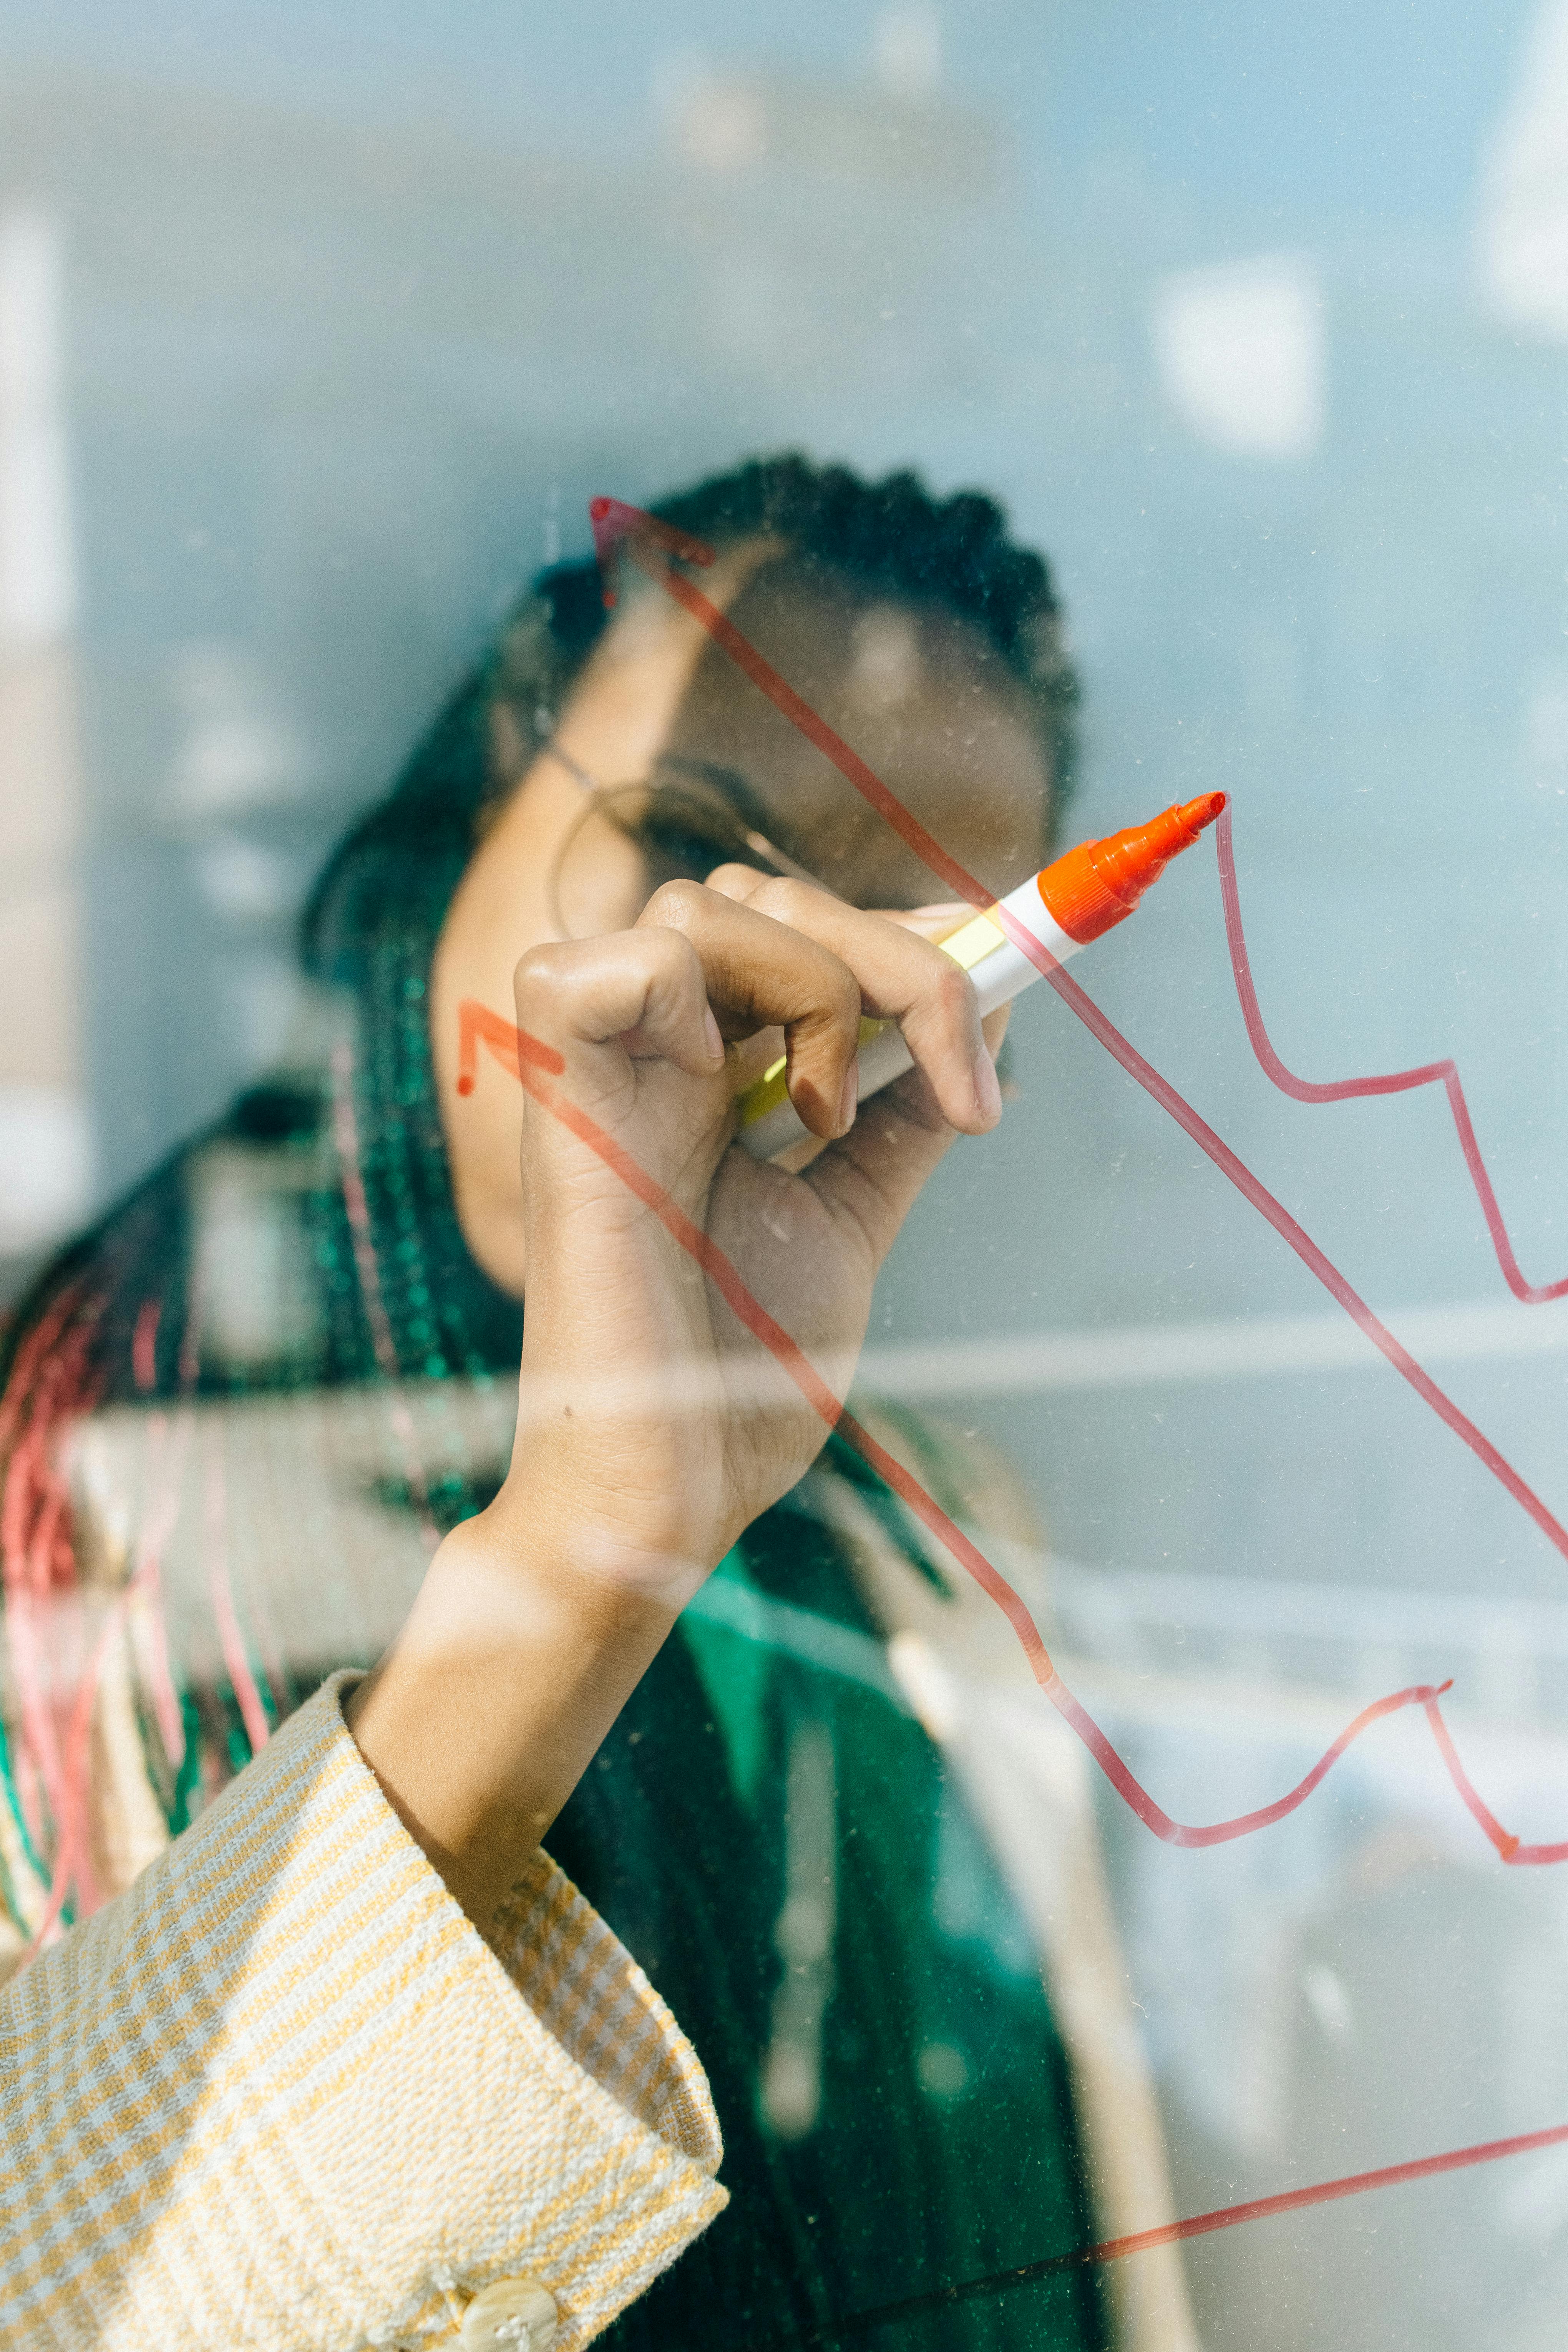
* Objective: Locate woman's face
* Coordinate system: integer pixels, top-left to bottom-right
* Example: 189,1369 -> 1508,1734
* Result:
431,548 -> 1053,1298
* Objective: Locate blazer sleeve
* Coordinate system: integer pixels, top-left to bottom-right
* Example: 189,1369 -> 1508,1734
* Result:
0,1671 -> 727,2352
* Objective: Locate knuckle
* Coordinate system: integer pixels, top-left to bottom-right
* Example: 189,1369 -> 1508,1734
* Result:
730,874 -> 810,931
513,940 -> 572,998
632,923 -> 702,1011
760,877 -> 821,928
702,860 -> 765,895
642,876 -> 707,929
648,925 -> 700,984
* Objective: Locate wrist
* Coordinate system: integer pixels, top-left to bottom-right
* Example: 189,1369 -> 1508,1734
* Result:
435,1506 -> 692,1662
346,1512 -> 679,1929
491,1436 -> 733,1608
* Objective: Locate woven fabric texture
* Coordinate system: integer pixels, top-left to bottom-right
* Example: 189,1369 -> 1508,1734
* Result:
0,1671 -> 725,2351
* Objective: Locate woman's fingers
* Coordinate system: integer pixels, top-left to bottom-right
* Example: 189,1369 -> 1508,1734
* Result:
513,926 -> 725,1082
637,880 -> 866,1140
696,865 -> 999,1137
514,874 -> 1006,1158
512,890 -> 872,1144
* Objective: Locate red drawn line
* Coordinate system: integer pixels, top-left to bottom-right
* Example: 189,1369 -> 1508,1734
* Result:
459,995 -> 1568,1864
592,500 -> 1568,1576
438,500 -> 1568,2268
805,2115 -> 1568,2340
466,998 -> 1568,2298
456,999 -> 566,1091
587,501 -> 1568,1854
1215,803 -> 1568,1302
589,496 -> 717,601
1017,931 -> 1568,1577
592,496 -> 991,911
1100,2114 -> 1568,2258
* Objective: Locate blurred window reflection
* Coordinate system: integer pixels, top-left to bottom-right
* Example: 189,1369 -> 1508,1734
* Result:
5,8 -> 1568,2349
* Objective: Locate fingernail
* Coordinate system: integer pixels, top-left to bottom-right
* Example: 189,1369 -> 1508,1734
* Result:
973,1044 -> 1002,1126
704,1007 -> 724,1064
838,1059 -> 859,1133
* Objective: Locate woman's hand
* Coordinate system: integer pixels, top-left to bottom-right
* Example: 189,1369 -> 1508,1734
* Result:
348,875 -> 1003,1923
495,870 -> 1003,1600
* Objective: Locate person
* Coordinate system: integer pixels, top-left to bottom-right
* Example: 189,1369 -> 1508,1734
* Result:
0,456 -> 1152,2350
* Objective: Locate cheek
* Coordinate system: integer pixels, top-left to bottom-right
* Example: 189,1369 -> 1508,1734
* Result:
445,1087 -> 530,1298
443,1081 -> 524,1215
553,809 -> 650,939
474,1087 -> 527,1209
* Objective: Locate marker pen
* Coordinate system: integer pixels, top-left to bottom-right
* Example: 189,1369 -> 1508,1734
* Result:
737,791 -> 1227,1160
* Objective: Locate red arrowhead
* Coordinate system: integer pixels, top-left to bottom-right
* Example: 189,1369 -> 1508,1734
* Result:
589,496 -> 715,607
455,999 -> 565,1094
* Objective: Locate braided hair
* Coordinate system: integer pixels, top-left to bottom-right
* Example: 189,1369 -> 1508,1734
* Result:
303,452 -> 1077,988
0,456 -> 1102,2350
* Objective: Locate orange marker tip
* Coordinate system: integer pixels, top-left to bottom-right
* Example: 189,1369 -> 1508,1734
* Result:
1039,787 -> 1231,943
456,1074 -> 475,1096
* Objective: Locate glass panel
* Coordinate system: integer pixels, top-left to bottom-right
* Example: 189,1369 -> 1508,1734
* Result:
3,8 -> 1567,2348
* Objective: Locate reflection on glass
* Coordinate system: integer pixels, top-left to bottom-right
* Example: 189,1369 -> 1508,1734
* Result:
3,7 -> 1568,2347
546,752 -> 827,941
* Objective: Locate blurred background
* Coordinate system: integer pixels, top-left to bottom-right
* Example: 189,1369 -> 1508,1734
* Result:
7,1 -> 1568,2342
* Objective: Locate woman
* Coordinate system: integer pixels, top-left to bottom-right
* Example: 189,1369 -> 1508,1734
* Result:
0,457 -> 1130,2349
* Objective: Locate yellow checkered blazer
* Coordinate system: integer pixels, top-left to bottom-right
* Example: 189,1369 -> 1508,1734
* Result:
1,1387 -> 1198,2352
0,1673 -> 725,2350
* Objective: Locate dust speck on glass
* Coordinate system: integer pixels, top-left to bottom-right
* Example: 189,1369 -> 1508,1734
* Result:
2,11 -> 1565,2348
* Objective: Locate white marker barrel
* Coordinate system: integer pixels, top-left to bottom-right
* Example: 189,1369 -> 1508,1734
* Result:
737,873 -> 1082,1161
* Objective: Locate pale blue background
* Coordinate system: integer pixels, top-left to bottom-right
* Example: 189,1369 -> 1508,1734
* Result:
7,5 -> 1568,2342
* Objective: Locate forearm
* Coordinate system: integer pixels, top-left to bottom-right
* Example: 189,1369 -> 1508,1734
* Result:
364,883 -> 996,1933
345,1501 -> 681,1930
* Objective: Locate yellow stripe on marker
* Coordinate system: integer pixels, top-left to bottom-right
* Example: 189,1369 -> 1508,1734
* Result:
735,910 -> 1004,1129
933,909 -> 1006,971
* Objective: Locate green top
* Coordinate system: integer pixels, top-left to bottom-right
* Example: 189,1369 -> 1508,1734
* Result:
0,647 -> 1105,2351
553,1462 -> 1105,2349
